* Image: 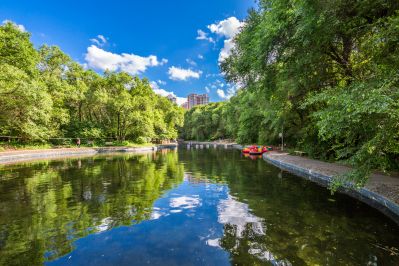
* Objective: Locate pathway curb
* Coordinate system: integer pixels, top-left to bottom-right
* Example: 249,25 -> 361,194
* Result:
0,144 -> 177,164
2,142 -> 398,225
182,141 -> 399,225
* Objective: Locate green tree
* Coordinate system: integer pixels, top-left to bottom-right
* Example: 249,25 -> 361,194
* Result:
181,102 -> 229,141
0,21 -> 184,144
217,0 -> 399,186
0,23 -> 52,140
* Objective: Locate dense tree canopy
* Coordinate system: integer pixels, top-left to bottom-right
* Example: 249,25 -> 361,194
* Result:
182,0 -> 399,187
0,22 -> 183,143
180,102 -> 228,141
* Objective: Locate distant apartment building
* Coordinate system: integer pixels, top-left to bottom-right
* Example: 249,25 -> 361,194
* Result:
187,93 -> 209,109
166,94 -> 177,104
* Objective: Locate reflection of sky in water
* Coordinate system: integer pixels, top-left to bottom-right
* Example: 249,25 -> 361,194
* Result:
217,195 -> 265,237
48,173 -> 288,266
2,150 -> 396,266
170,195 -> 201,209
48,178 -> 229,265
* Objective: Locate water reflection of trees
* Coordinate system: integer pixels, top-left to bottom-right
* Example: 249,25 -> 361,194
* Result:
0,151 -> 184,265
179,147 -> 399,266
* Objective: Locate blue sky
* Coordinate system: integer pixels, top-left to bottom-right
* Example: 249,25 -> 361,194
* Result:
0,0 -> 255,104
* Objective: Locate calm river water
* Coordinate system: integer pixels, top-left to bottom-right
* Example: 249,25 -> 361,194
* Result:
0,147 -> 398,265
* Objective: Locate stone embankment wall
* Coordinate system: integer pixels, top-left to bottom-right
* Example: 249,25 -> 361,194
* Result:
0,144 -> 177,164
2,141 -> 398,225
182,141 -> 399,225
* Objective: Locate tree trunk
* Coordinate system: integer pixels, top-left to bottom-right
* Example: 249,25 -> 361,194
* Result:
117,112 -> 120,141
78,102 -> 82,122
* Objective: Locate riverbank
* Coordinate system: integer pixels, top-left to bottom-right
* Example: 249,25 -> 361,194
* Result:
182,141 -> 399,225
2,142 -> 399,224
0,144 -> 177,164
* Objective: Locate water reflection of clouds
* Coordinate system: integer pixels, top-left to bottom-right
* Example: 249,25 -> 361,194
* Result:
203,194 -> 266,250
148,181 -> 289,265
217,195 -> 265,237
170,195 -> 201,209
150,211 -> 163,220
149,195 -> 202,220
150,207 -> 170,220
214,195 -> 292,265
96,217 -> 112,232
206,238 -> 221,248
249,244 -> 292,266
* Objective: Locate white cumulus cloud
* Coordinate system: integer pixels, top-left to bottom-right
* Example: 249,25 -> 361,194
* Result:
207,17 -> 244,63
150,81 -> 187,105
85,45 -> 167,75
2,19 -> 26,32
219,39 -> 236,63
168,66 -> 202,81
196,17 -> 243,62
208,17 -> 243,39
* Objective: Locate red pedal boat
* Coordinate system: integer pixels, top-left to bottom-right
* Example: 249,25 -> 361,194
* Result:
249,146 -> 268,155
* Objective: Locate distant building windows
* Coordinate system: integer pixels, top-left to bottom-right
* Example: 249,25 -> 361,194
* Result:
163,93 -> 209,109
187,93 -> 209,109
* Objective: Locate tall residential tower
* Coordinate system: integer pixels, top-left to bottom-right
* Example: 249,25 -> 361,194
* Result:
187,93 -> 209,109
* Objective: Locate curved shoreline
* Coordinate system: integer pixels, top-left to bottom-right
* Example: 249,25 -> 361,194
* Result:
182,141 -> 399,225
1,142 -> 399,225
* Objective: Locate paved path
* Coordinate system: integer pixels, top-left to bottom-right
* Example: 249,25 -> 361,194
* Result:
265,152 -> 399,205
